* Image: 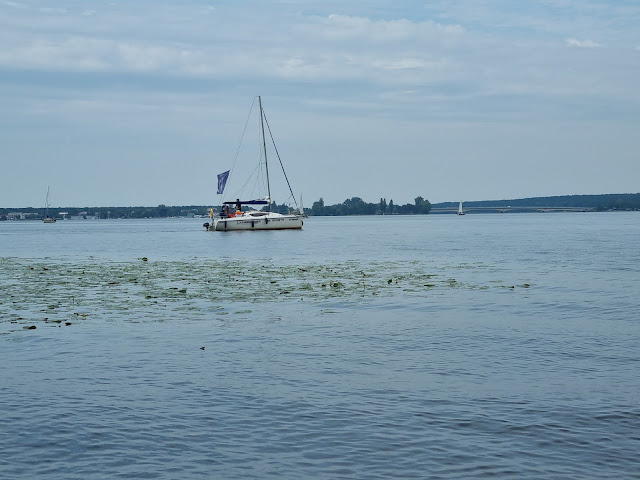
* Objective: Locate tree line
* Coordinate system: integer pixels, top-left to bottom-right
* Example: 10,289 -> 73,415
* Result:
311,197 -> 432,216
432,193 -> 640,212
2,193 -> 639,220
0,201 -> 299,220
0,205 -> 209,220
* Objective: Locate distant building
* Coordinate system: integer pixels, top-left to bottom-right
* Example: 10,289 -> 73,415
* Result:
7,212 -> 39,220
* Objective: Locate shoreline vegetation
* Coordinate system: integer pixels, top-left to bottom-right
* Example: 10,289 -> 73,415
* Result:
1,193 -> 639,220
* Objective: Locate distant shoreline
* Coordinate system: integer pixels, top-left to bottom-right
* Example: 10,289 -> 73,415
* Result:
1,193 -> 638,220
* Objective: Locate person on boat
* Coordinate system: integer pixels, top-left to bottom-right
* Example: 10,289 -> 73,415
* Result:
235,199 -> 242,215
220,204 -> 230,218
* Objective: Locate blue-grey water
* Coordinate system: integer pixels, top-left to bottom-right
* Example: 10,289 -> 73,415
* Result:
1,214 -> 639,479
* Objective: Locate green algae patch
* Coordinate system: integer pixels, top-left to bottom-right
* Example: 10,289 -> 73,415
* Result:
0,257 -> 527,333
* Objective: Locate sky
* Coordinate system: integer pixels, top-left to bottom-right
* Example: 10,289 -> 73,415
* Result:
1,0 -> 639,208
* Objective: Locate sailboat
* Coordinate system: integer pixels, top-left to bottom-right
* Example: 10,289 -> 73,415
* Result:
43,186 -> 56,223
298,194 -> 308,218
457,201 -> 465,215
204,96 -> 304,231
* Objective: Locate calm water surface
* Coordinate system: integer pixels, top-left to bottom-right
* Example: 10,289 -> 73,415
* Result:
1,214 -> 639,479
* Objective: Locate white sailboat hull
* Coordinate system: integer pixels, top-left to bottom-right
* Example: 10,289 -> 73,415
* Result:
208,212 -> 303,231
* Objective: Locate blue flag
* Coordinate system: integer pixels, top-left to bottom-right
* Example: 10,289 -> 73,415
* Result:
217,170 -> 230,195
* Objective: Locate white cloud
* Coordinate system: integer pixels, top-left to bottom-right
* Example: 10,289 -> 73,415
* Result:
319,14 -> 464,42
0,1 -> 636,112
1,0 -> 26,8
566,38 -> 602,48
1,2 -> 635,128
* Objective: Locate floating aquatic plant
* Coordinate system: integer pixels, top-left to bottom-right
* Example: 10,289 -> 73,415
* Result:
0,256 -> 531,334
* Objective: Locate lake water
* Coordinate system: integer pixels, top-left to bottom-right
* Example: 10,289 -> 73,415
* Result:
1,213 -> 639,479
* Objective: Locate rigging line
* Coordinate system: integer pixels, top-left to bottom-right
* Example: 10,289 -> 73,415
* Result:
235,162 -> 263,200
218,97 -> 257,202
262,110 -> 299,210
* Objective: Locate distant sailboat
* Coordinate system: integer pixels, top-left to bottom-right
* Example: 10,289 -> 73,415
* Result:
457,201 -> 465,216
298,194 -> 308,218
43,186 -> 56,223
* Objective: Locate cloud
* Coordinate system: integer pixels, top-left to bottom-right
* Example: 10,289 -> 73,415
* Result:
319,14 -> 465,42
566,38 -> 602,48
0,1 -> 637,120
0,4 -> 470,82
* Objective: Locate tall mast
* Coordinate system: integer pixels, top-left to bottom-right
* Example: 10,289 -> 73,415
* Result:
258,96 -> 271,212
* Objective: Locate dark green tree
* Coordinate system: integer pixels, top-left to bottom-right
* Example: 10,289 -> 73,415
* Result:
156,204 -> 168,217
379,198 -> 387,214
414,196 -> 432,214
311,197 -> 325,216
